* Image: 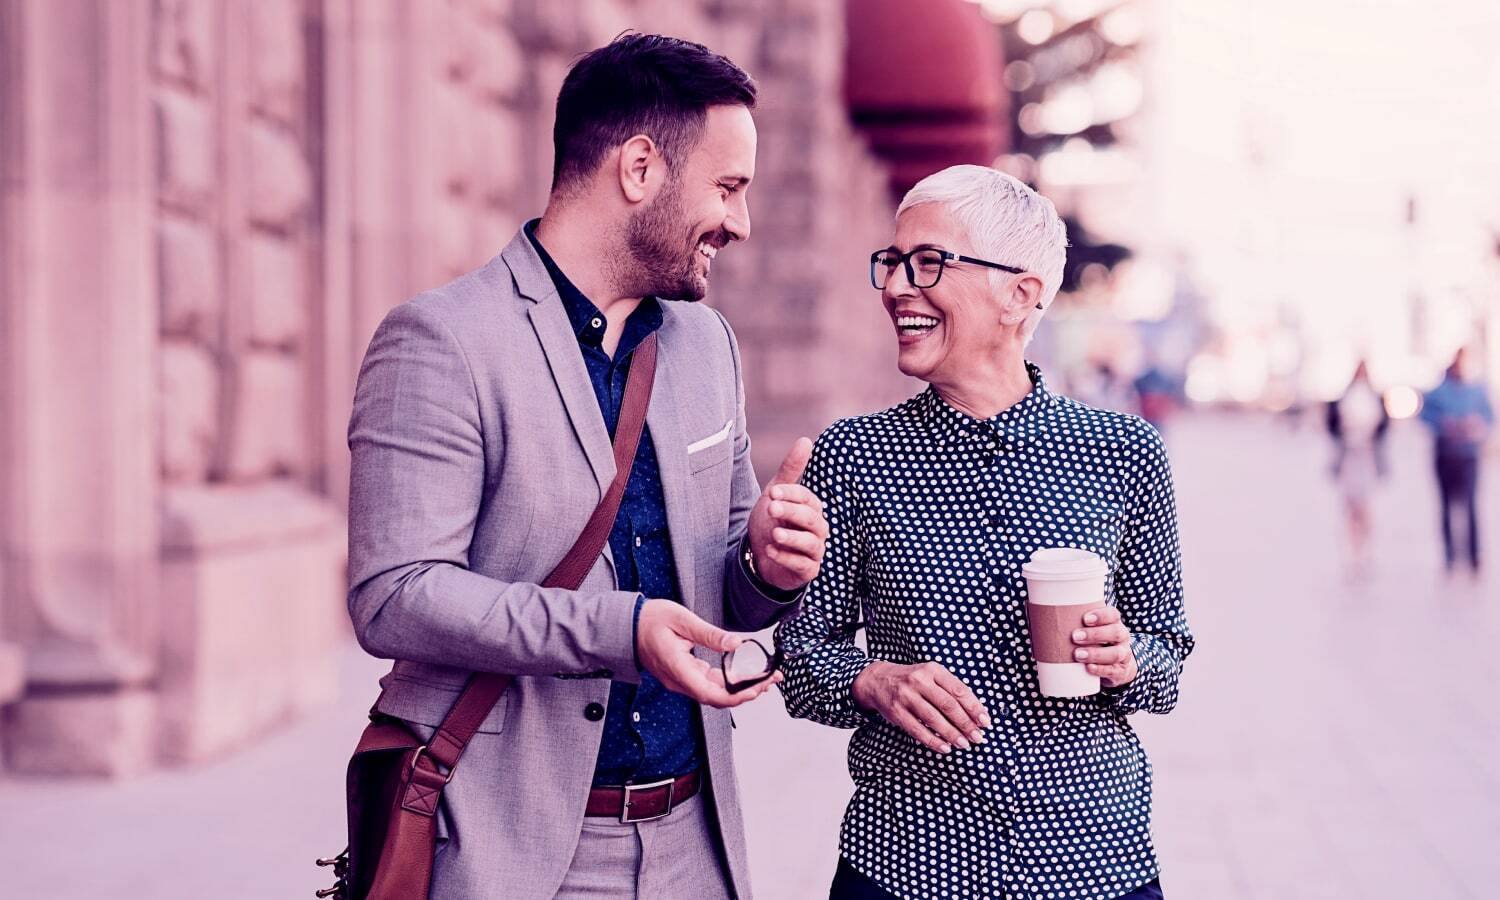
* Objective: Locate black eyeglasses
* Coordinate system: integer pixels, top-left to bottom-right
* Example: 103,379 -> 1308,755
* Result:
871,246 -> 1025,292
722,619 -> 867,693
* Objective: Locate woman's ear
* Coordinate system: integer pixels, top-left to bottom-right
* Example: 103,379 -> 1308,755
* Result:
1001,273 -> 1045,325
616,134 -> 662,204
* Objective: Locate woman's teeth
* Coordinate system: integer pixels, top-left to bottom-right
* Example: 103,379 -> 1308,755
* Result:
897,315 -> 940,335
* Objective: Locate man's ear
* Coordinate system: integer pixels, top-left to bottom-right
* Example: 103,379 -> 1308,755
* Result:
1001,273 -> 1045,325
616,134 -> 663,204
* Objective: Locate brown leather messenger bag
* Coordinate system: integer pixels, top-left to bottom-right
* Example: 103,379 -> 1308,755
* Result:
315,333 -> 658,900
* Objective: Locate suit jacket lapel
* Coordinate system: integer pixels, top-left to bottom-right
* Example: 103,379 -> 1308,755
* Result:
645,308 -> 699,616
504,232 -> 615,501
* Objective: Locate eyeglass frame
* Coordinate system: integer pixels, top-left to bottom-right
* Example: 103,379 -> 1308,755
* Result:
722,619 -> 867,694
870,246 -> 1043,309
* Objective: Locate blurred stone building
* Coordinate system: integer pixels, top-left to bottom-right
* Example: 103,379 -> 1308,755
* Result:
0,0 -> 1006,775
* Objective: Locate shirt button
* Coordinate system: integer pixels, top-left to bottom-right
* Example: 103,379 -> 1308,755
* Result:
634,536 -> 643,548
583,702 -> 605,721
632,712 -> 641,723
590,317 -> 603,329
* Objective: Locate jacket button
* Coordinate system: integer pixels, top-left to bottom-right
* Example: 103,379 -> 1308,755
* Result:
584,702 -> 605,721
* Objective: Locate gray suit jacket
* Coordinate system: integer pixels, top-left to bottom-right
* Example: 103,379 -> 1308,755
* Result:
346,229 -> 800,900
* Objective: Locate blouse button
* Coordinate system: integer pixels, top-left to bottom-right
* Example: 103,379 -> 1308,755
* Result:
584,702 -> 605,721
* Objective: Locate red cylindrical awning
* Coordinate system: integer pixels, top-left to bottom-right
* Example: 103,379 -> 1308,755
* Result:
845,0 -> 1010,196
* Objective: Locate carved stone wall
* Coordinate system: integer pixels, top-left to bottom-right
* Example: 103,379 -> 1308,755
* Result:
0,0 -> 912,775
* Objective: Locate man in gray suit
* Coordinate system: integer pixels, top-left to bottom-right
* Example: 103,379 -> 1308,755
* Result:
346,34 -> 827,900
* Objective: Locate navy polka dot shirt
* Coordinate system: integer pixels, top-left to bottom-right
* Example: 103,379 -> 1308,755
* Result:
527,222 -> 701,786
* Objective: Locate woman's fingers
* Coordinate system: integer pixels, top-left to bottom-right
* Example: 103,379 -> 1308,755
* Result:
929,665 -> 993,731
889,705 -> 954,754
1072,623 -> 1129,647
1074,643 -> 1129,665
913,677 -> 983,744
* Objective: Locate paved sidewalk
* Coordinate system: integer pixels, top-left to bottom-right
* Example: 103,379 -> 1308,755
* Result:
1,413 -> 1494,899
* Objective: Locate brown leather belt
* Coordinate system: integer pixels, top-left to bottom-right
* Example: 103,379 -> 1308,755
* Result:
586,770 -> 701,823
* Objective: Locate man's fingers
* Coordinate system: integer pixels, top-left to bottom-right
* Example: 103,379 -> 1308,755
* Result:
767,500 -> 828,538
661,653 -> 781,708
768,483 -> 823,513
763,545 -> 820,581
929,667 -> 992,731
771,527 -> 824,559
769,436 -> 814,487
675,611 -> 741,653
667,660 -> 742,708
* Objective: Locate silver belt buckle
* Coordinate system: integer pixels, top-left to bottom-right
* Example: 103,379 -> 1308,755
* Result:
620,777 -> 676,824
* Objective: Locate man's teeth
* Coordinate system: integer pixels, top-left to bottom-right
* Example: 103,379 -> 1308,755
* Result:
697,242 -> 718,260
897,315 -> 940,329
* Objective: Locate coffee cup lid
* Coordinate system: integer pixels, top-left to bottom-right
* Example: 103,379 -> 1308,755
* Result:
1022,547 -> 1108,581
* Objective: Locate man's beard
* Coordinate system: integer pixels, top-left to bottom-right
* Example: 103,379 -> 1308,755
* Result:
624,179 -> 716,303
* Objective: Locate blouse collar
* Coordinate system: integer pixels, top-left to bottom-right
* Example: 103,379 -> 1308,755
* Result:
917,361 -> 1054,447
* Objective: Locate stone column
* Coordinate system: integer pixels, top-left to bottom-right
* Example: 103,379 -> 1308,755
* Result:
153,0 -> 346,764
0,0 -> 160,775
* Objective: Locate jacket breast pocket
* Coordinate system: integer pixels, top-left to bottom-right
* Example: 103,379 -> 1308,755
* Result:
687,419 -> 734,474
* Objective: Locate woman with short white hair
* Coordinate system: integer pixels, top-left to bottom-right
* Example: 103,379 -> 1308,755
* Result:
774,165 -> 1194,900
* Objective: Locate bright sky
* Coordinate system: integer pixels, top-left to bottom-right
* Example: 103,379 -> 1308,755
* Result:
1144,0 -> 1500,393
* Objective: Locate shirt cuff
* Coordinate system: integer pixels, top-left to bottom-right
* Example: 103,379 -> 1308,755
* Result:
740,537 -> 803,604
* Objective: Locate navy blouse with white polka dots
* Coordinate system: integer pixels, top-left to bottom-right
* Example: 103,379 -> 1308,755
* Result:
777,363 -> 1194,900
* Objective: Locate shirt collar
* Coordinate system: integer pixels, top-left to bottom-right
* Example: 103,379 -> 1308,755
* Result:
524,218 -> 663,351
917,361 -> 1054,447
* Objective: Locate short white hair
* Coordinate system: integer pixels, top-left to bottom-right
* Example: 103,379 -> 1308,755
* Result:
896,165 -> 1068,344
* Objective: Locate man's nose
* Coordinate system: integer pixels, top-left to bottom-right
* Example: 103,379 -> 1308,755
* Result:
725,194 -> 751,242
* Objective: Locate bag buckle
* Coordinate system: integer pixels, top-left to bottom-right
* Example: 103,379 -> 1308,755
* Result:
620,777 -> 676,824
409,745 -> 454,784
314,846 -> 349,898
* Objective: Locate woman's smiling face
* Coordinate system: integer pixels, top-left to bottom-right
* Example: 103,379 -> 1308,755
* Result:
881,203 -> 1014,386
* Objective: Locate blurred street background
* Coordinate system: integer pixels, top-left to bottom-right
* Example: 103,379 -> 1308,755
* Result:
2,0 -> 1498,897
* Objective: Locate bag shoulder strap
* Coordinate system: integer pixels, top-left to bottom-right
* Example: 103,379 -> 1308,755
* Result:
416,332 -> 659,773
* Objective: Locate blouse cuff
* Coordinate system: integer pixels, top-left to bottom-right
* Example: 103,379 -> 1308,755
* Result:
1101,633 -> 1171,714
825,655 -> 880,728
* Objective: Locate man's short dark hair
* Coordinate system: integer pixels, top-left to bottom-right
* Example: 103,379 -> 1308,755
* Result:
551,33 -> 757,194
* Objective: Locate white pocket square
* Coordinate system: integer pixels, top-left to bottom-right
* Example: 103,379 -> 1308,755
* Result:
687,419 -> 733,454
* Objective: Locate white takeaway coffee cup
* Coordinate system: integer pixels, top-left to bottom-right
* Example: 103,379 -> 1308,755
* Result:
1022,548 -> 1109,697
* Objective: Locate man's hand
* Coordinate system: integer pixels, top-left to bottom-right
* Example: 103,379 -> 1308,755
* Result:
747,437 -> 828,591
850,661 -> 991,754
636,599 -> 779,708
1070,606 -> 1138,688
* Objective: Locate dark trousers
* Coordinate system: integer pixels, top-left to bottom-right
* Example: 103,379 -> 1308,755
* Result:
829,857 -> 1165,899
1437,454 -> 1481,570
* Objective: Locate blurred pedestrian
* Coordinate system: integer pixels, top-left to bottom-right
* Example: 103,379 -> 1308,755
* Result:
1134,363 -> 1184,434
776,166 -> 1189,900
1420,347 -> 1494,576
1324,361 -> 1389,578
